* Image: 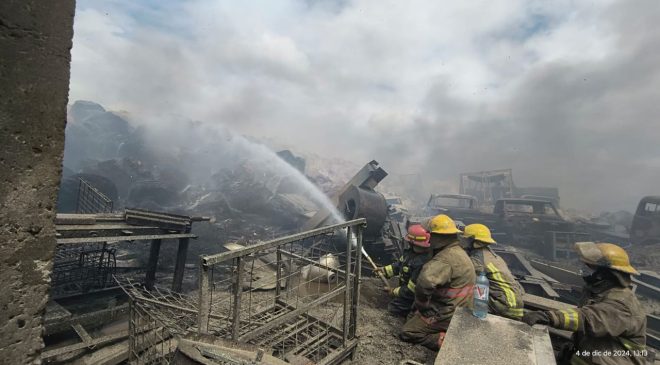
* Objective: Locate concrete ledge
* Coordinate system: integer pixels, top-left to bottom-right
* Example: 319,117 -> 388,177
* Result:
435,307 -> 556,365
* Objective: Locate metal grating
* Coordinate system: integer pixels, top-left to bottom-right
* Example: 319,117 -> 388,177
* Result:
128,298 -> 177,365
198,219 -> 365,364
50,179 -> 116,298
119,219 -> 365,365
546,231 -> 591,260
50,242 -> 117,299
76,177 -> 113,214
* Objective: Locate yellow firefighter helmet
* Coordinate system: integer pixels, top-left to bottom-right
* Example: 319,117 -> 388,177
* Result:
462,223 -> 496,244
575,242 -> 639,275
426,214 -> 461,235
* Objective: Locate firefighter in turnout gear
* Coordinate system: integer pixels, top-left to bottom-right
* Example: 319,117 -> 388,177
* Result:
377,224 -> 432,317
400,214 -> 476,350
462,223 -> 525,320
523,242 -> 647,365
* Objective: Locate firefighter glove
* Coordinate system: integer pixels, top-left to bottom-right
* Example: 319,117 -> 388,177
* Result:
522,310 -> 550,326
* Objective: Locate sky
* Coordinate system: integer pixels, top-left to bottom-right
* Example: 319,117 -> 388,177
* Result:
68,0 -> 660,213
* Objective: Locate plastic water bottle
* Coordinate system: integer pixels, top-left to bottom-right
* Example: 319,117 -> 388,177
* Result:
473,271 -> 489,319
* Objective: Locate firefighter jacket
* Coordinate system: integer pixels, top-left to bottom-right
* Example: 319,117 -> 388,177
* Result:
414,237 -> 476,323
545,270 -> 647,365
468,245 -> 525,319
383,249 -> 432,298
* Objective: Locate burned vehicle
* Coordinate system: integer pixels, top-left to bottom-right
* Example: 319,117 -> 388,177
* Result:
405,194 -> 489,237
631,196 -> 660,245
423,194 -> 495,226
519,194 -> 560,208
493,198 -> 576,252
424,194 -> 476,214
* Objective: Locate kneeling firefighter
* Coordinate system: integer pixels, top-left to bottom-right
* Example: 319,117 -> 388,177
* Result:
400,214 -> 476,351
523,242 -> 647,365
377,224 -> 432,317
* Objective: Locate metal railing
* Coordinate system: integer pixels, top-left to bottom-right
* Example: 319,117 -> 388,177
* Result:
197,218 -> 365,364
118,277 -> 197,364
128,295 -> 178,365
118,219 -> 365,364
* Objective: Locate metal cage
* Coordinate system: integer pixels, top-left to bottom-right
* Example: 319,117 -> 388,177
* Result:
77,177 -> 113,214
120,219 -> 365,365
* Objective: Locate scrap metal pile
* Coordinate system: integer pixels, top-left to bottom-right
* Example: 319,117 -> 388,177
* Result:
42,209 -> 208,363
47,104 -> 659,363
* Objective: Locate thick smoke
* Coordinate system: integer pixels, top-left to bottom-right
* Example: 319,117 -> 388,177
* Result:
69,0 -> 660,212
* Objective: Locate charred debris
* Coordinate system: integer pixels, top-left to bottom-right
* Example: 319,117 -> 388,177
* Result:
42,102 -> 659,364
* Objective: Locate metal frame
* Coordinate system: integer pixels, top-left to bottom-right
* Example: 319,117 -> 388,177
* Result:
128,298 -> 177,365
51,209 -> 206,299
76,177 -> 114,214
202,219 -> 364,266
545,231 -> 591,260
50,241 -> 117,299
120,219 -> 365,365
459,168 -> 514,207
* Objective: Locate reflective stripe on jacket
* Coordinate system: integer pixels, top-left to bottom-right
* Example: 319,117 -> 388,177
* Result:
387,249 -> 431,298
469,247 -> 525,319
547,283 -> 647,365
415,240 -> 476,322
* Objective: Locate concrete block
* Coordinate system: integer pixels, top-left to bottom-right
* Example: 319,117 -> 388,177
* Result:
435,307 -> 556,365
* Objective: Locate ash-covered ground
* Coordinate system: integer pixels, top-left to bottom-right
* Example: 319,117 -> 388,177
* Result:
345,277 -> 436,365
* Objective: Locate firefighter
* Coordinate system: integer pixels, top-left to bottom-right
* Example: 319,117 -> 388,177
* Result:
377,224 -> 433,317
400,214 -> 476,350
523,242 -> 647,365
462,223 -> 525,320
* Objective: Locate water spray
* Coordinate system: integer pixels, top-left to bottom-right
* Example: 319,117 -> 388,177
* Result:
202,126 -> 392,290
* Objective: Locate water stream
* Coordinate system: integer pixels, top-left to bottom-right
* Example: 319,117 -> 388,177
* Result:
219,128 -> 368,257
174,123 -> 366,260
220,130 -> 347,224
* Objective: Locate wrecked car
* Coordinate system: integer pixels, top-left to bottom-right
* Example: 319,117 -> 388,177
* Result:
423,194 -> 494,226
631,196 -> 660,245
493,198 -> 574,248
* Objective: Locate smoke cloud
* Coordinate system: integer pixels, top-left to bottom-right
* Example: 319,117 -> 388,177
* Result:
69,0 -> 660,212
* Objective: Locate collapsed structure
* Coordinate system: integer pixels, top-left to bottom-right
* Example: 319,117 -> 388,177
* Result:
38,157 -> 660,364
459,169 -> 560,208
34,135 -> 660,364
42,209 -> 208,362
3,6 -> 657,364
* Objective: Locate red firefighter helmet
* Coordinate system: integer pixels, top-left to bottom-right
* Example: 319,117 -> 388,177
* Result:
406,224 -> 431,248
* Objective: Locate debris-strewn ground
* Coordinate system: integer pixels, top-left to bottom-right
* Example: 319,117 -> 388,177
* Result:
628,243 -> 660,273
344,278 -> 436,365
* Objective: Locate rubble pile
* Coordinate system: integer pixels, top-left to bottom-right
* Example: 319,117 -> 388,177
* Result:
628,243 -> 660,272
58,101 -> 334,252
48,100 -> 659,364
184,161 -> 321,255
303,153 -> 361,196
59,101 -> 191,212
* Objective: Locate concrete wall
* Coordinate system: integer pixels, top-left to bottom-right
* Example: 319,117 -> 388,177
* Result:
0,1 -> 75,363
